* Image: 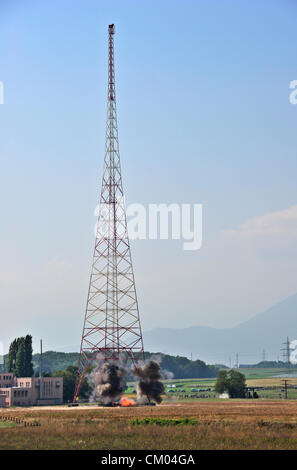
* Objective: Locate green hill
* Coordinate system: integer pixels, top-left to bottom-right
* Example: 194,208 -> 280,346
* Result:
1,350 -> 219,379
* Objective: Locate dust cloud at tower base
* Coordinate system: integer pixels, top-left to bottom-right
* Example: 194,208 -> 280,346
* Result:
89,357 -> 127,405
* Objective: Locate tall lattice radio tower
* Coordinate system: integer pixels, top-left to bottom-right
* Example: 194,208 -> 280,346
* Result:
74,24 -> 144,401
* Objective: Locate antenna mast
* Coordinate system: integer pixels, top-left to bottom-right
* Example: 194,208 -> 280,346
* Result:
73,25 -> 144,402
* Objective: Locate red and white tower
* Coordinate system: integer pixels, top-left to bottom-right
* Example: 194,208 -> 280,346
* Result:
73,24 -> 144,401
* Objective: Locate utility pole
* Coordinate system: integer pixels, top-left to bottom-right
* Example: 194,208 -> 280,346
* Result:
39,339 -> 43,400
281,379 -> 290,400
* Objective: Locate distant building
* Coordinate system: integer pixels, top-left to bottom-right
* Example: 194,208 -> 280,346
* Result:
0,373 -> 63,407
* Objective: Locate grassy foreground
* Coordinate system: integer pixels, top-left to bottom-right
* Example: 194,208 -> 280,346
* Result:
1,401 -> 297,449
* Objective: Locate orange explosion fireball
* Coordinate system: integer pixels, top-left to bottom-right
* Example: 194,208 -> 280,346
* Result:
120,397 -> 136,407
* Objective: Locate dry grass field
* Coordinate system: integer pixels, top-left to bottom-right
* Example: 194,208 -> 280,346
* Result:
246,378 -> 297,387
1,400 -> 297,450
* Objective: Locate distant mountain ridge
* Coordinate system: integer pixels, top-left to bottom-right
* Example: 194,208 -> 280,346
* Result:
143,293 -> 297,364
2,294 -> 296,368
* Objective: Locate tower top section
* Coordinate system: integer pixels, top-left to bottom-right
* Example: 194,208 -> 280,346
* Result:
108,24 -> 116,102
109,24 -> 115,35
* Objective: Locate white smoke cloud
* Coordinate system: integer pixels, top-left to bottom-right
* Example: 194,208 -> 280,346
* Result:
290,340 -> 297,365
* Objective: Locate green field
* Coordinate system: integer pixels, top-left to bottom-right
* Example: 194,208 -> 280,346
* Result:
126,367 -> 297,401
126,377 -> 216,397
239,367 -> 293,379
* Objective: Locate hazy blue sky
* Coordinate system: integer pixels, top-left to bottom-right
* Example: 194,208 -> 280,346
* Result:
0,0 -> 297,354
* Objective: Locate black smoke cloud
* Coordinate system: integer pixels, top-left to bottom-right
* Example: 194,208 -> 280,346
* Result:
90,359 -> 127,404
133,360 -> 165,404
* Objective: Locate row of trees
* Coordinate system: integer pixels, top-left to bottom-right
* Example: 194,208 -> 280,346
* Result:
145,352 -> 219,379
7,336 -> 33,377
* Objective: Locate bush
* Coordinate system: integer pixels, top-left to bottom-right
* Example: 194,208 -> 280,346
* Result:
129,417 -> 198,426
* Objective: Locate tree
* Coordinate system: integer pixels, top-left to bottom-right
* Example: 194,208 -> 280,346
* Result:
7,339 -> 18,374
7,335 -> 34,377
24,335 -> 34,377
215,370 -> 228,394
53,366 -> 93,403
15,339 -> 27,377
215,369 -> 246,398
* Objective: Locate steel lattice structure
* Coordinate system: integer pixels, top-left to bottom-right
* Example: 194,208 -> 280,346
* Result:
73,24 -> 144,402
